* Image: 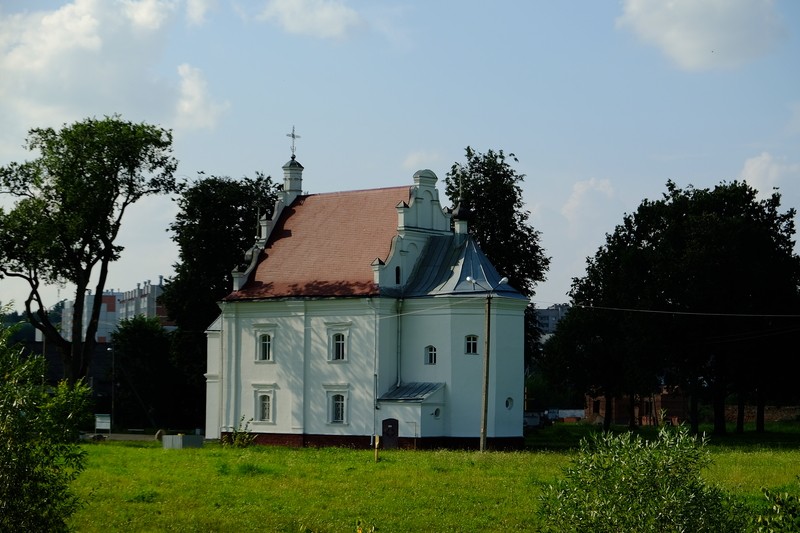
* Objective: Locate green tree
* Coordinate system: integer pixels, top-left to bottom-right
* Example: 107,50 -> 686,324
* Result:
547,180 -> 800,434
444,147 -> 548,298
110,315 -> 174,429
444,147 -> 550,372
160,173 -> 279,426
0,116 -> 178,383
0,319 -> 92,531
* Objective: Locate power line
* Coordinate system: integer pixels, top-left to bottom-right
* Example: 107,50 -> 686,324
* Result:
573,303 -> 800,319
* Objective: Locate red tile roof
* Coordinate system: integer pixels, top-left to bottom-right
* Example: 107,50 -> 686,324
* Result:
227,186 -> 410,300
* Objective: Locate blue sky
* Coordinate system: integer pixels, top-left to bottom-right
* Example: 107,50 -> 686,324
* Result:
1,0 -> 799,311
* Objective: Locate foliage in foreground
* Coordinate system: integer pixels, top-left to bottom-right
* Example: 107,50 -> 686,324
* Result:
0,321 -> 92,532
539,424 -> 749,532
756,479 -> 800,532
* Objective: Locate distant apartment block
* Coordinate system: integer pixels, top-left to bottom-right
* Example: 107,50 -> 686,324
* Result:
60,276 -> 171,342
535,303 -> 570,337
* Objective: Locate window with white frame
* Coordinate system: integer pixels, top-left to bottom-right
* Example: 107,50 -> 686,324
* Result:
259,333 -> 272,361
254,325 -> 277,362
252,386 -> 276,423
331,394 -> 345,423
324,385 -> 349,424
425,345 -> 437,365
326,323 -> 351,362
465,334 -> 479,355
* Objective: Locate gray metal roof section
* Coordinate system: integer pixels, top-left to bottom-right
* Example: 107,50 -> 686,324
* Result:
379,382 -> 445,402
400,235 -> 526,299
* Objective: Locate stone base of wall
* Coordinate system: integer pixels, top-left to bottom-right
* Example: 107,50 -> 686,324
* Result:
220,432 -> 524,450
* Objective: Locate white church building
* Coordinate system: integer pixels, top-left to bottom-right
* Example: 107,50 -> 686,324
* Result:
205,153 -> 528,448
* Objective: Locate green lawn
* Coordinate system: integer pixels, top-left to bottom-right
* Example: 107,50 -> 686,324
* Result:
68,426 -> 800,532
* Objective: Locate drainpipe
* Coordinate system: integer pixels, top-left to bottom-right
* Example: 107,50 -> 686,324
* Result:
395,298 -> 403,387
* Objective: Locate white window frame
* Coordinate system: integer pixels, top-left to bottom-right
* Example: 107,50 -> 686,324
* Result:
425,345 -> 437,365
251,384 -> 277,424
254,324 -> 277,363
324,384 -> 349,425
465,334 -> 479,355
326,322 -> 351,363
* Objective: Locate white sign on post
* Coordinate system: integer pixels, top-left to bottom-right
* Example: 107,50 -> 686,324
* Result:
95,414 -> 111,433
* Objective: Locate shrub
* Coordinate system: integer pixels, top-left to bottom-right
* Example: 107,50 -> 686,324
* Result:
538,424 -> 748,532
221,416 -> 256,448
755,478 -> 800,532
0,321 -> 92,532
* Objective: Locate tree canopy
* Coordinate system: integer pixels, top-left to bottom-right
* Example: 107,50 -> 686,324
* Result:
160,173 -> 279,425
541,180 -> 800,433
0,116 -> 178,383
444,147 -> 549,298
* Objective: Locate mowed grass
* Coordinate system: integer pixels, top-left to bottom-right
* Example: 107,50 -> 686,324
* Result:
69,425 -> 800,532
69,442 -> 565,532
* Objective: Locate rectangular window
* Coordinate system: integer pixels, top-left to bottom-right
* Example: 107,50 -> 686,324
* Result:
324,385 -> 349,425
331,393 -> 345,423
259,394 -> 271,421
465,335 -> 478,355
425,345 -> 437,365
252,386 -> 276,424
326,323 -> 351,362
332,333 -> 346,361
259,333 -> 272,361
254,325 -> 277,362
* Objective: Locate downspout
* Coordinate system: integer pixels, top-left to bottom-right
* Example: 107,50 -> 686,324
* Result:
396,297 -> 403,387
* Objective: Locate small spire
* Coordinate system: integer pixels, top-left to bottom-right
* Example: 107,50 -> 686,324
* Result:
286,126 -> 301,158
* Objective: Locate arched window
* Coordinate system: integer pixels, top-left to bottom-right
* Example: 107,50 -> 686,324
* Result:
259,333 -> 272,361
465,334 -> 479,355
425,345 -> 437,365
331,394 -> 345,423
332,333 -> 346,361
259,394 -> 271,421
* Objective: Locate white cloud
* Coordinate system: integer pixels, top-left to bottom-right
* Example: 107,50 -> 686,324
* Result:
561,178 -> 615,231
402,150 -> 441,171
0,0 -> 231,163
185,0 -> 215,26
259,0 -> 362,39
617,0 -> 785,71
122,0 -> 177,31
738,152 -> 800,199
175,63 -> 230,130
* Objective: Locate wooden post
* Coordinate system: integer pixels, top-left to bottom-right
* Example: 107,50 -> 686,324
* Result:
374,435 -> 380,463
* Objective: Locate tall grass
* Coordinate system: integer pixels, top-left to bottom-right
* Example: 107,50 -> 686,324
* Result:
69,426 -> 800,532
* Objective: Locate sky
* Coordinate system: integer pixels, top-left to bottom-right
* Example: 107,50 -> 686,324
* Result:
1,0 -> 799,312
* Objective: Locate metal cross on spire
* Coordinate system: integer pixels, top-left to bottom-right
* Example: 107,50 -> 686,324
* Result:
286,126 -> 301,157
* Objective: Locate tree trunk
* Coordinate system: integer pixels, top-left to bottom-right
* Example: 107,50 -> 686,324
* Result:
756,387 -> 765,433
689,385 -> 700,434
712,382 -> 727,436
736,391 -> 745,434
628,392 -> 637,430
603,394 -> 613,431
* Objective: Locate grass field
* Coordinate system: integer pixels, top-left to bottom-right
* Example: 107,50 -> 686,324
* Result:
68,424 -> 800,532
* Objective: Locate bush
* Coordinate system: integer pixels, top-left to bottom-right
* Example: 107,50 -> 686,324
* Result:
539,424 -> 748,532
221,416 -> 256,448
0,321 -> 91,532
755,478 -> 800,532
